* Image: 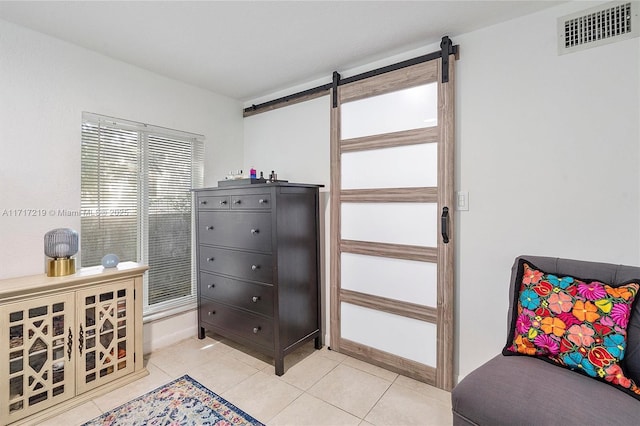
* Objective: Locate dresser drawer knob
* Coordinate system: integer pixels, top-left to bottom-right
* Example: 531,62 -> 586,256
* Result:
207,284 -> 215,289
253,326 -> 261,334
207,257 -> 215,262
259,199 -> 267,204
233,199 -> 241,205
206,225 -> 214,230
251,264 -> 259,271
252,296 -> 260,303
199,200 -> 207,205
219,200 -> 227,205
250,228 -> 259,234
208,311 -> 216,316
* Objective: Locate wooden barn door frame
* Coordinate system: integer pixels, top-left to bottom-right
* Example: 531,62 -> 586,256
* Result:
330,48 -> 456,390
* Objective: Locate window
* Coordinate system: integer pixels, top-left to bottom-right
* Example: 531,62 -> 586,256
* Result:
81,112 -> 204,316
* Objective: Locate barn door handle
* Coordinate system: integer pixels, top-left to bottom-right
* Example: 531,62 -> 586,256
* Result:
441,207 -> 450,244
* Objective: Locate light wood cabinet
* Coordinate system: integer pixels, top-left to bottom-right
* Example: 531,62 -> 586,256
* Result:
0,262 -> 148,425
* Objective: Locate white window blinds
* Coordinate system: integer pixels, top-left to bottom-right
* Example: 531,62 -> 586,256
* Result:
81,112 -> 204,315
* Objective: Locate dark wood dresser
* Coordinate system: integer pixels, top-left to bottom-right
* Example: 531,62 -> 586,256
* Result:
194,182 -> 323,375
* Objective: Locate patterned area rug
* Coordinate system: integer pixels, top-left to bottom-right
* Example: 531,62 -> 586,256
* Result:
82,375 -> 264,426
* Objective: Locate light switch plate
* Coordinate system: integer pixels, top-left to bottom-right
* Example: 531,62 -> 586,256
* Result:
456,191 -> 469,211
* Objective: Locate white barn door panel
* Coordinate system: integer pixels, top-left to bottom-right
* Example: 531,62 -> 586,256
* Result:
330,55 -> 455,390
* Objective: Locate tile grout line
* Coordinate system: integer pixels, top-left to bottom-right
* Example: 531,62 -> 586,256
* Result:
303,348 -> 366,421
266,347 -> 347,422
359,375 -> 395,424
312,350 -> 397,423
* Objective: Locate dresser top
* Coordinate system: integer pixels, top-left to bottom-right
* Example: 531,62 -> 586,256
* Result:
193,182 -> 324,192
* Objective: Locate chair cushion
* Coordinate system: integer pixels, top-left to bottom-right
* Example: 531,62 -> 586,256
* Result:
452,355 -> 640,426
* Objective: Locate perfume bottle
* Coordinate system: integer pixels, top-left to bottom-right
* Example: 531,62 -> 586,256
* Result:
250,168 -> 256,179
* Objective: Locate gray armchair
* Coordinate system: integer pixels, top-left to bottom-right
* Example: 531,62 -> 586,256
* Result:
452,255 -> 640,425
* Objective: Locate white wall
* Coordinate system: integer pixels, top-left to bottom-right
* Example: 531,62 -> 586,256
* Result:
0,18 -> 244,281
454,2 -> 639,379
244,96 -> 330,185
0,19 -> 245,353
243,2 -> 640,381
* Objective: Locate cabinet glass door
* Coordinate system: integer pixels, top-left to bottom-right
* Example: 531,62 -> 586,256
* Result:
76,279 -> 134,394
0,293 -> 75,424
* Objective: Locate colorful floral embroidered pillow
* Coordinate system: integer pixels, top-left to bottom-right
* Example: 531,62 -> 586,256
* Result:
503,260 -> 640,400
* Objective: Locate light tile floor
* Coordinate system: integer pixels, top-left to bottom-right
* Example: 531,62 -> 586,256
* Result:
42,333 -> 453,425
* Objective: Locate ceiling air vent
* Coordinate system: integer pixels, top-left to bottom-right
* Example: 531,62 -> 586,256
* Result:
558,1 -> 639,55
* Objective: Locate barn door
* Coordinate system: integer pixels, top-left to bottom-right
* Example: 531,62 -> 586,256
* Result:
330,55 -> 455,390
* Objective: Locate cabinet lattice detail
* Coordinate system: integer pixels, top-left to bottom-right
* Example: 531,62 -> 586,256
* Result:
5,294 -> 75,420
76,283 -> 134,394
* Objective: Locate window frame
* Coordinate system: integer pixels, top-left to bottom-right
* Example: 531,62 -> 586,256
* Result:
80,112 -> 205,318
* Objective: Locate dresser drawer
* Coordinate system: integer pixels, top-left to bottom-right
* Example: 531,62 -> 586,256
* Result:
199,246 -> 273,283
197,194 -> 230,210
231,193 -> 271,210
198,211 -> 272,252
200,299 -> 273,349
199,272 -> 274,317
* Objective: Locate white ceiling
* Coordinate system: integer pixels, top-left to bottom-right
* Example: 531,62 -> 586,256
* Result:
0,1 -> 564,101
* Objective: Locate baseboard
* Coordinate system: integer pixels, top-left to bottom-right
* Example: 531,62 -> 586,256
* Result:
143,309 -> 198,354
